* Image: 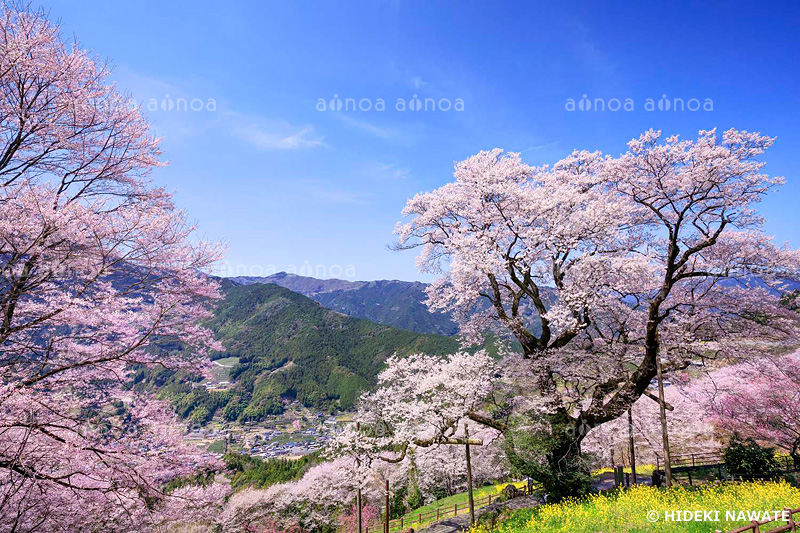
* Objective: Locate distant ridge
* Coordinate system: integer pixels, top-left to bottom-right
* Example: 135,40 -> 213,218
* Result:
228,272 -> 458,335
149,282 -> 463,421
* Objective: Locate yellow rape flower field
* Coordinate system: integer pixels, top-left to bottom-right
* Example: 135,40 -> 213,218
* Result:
471,481 -> 800,533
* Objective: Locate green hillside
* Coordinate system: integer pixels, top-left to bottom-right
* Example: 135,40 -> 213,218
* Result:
231,273 -> 459,335
312,280 -> 458,335
148,282 -> 462,423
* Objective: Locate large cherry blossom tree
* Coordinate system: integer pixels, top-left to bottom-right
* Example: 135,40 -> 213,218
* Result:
396,129 -> 800,497
0,5 -> 226,530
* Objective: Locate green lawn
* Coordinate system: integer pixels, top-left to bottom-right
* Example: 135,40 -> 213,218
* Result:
209,356 -> 239,382
207,439 -> 227,454
397,481 -> 528,529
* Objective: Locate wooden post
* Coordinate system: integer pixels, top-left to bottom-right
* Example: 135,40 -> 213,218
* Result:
656,351 -> 673,487
465,423 -> 475,525
357,489 -> 363,533
752,520 -> 761,533
628,408 -> 637,484
356,423 -> 362,533
454,503 -> 457,517
787,508 -> 796,532
384,479 -> 389,533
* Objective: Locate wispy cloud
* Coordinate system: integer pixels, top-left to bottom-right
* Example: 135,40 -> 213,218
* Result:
410,75 -> 428,90
112,68 -> 331,153
231,119 -> 327,151
568,21 -> 620,82
366,162 -> 411,180
521,141 -> 560,153
297,180 -> 371,205
333,113 -> 402,141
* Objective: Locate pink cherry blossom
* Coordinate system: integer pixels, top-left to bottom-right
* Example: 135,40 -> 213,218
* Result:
0,5 -> 227,531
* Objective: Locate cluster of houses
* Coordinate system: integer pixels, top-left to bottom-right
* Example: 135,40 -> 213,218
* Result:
187,410 -> 342,459
244,414 -> 338,458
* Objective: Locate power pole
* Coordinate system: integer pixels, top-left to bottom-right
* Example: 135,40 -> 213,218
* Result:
627,408 -> 637,484
656,352 -> 673,487
464,423 -> 475,525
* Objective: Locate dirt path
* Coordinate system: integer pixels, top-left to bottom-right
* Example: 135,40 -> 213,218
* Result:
418,495 -> 541,533
417,473 -> 653,532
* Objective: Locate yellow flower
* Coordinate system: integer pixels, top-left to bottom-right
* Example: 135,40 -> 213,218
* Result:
468,481 -> 800,533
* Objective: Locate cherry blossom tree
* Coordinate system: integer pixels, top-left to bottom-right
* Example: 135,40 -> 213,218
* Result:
712,351 -> 800,467
328,351 -> 498,465
584,370 -> 722,467
0,5 -> 226,530
396,129 -> 800,497
222,458 -> 364,531
318,351 -> 504,521
339,503 -> 379,533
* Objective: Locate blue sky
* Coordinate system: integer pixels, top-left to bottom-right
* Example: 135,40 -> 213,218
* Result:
46,0 -> 800,281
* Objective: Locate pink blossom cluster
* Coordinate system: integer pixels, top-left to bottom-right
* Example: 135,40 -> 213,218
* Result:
0,5 -> 228,531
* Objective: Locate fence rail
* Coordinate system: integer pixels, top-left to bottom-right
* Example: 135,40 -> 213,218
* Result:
653,453 -> 796,487
717,506 -> 800,533
657,452 -> 725,470
361,483 -> 530,533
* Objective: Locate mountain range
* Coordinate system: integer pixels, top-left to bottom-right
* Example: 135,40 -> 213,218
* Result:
150,272 -> 799,425
147,279 -> 463,423
229,272 -> 458,335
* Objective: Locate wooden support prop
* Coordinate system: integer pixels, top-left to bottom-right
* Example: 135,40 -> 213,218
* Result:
465,422 -> 475,526
656,353 -> 673,488
643,390 -> 674,411
628,408 -> 637,484
384,479 -> 389,533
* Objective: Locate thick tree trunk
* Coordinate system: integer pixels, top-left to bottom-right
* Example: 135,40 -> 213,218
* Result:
541,411 -> 592,500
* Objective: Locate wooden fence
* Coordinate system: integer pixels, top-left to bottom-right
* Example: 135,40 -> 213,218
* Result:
717,506 -> 800,533
359,484 -> 530,533
653,452 -> 796,487
657,452 -> 726,470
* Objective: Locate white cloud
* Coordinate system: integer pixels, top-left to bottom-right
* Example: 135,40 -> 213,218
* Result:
333,113 -> 404,142
232,120 -> 327,151
297,180 -> 371,205
367,162 -> 411,180
411,75 -> 428,90
521,141 -> 560,153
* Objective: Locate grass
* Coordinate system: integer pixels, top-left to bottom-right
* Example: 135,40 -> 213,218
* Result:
209,356 -> 239,382
207,439 -> 227,454
471,481 -> 800,533
397,481 -> 528,528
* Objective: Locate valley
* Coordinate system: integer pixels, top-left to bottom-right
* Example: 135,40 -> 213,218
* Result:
152,277 -> 471,459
